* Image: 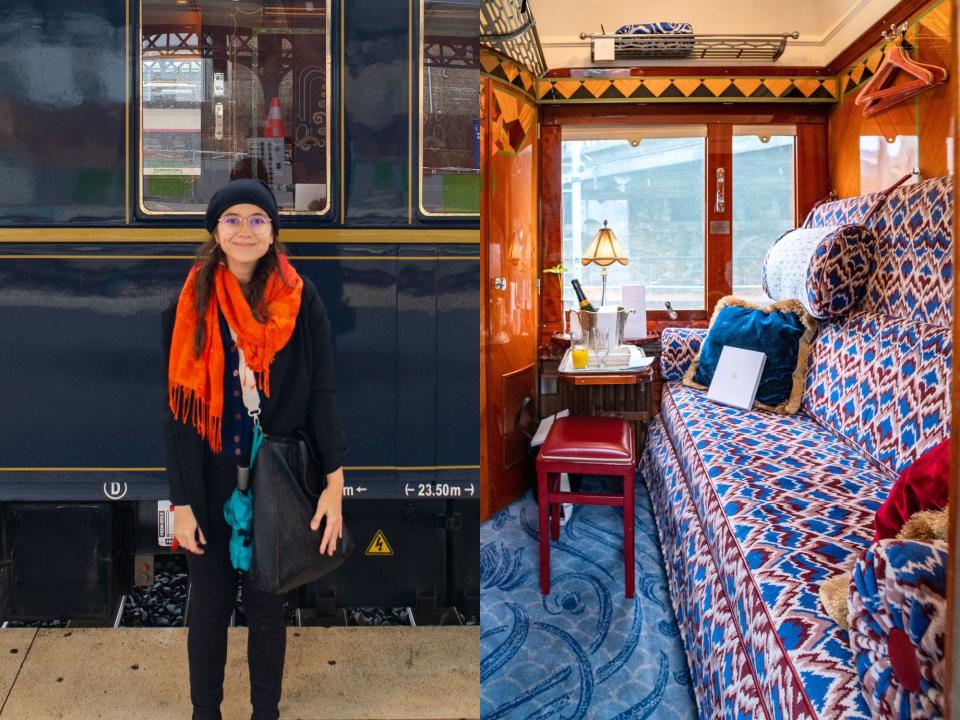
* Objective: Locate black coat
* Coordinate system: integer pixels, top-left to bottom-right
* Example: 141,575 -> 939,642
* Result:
161,276 -> 346,534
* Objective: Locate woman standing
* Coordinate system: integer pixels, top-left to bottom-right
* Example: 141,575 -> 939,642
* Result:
162,179 -> 346,720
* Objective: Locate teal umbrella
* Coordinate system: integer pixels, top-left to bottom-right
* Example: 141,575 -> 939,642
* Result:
223,424 -> 264,571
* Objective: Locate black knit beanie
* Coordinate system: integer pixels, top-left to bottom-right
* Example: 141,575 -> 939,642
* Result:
205,179 -> 280,233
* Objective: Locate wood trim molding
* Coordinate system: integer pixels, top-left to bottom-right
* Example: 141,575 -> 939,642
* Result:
542,103 -> 829,126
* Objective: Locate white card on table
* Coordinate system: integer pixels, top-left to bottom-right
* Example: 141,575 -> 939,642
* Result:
621,284 -> 647,339
706,345 -> 766,411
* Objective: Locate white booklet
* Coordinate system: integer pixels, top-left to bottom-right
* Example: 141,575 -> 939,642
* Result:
706,346 -> 767,411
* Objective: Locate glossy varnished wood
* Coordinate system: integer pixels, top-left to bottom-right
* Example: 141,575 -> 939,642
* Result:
795,124 -> 831,225
539,124 -> 563,348
827,0 -> 936,71
829,1 -> 953,197
481,79 -> 540,522
559,367 -> 653,452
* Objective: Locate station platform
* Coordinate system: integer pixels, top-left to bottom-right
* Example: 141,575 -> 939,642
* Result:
0,626 -> 479,719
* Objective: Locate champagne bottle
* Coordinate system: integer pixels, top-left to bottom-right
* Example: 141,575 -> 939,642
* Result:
570,279 -> 596,312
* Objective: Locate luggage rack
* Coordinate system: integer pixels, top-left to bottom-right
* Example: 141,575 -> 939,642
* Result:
578,31 -> 799,62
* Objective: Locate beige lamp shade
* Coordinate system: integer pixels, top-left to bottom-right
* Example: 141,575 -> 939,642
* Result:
581,220 -> 629,267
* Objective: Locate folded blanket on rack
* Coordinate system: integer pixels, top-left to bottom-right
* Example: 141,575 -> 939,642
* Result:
615,22 -> 694,35
614,22 -> 695,58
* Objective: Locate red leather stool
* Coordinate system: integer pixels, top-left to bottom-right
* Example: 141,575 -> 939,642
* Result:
536,416 -> 636,598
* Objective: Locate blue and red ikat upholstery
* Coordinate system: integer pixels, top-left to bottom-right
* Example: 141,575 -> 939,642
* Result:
803,176 -> 953,475
808,176 -> 953,327
849,538 -> 947,719
803,311 -> 951,475
660,327 -> 706,381
650,383 -> 889,719
644,177 -> 953,719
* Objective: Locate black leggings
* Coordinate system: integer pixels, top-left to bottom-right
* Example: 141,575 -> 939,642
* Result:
186,454 -> 286,720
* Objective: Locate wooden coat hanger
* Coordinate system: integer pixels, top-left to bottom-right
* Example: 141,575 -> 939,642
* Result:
855,25 -> 947,117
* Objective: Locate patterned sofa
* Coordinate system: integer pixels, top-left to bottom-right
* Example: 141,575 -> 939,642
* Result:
640,176 -> 952,719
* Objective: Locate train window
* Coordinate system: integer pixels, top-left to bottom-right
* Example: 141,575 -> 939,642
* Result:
561,125 -> 708,311
140,0 -> 331,216
859,135 -> 919,194
419,0 -> 480,216
732,126 -> 796,304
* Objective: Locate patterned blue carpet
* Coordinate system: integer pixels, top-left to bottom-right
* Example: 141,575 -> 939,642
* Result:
480,477 -> 697,719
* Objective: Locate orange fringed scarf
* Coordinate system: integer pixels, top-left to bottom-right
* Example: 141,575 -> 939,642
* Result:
168,254 -> 303,452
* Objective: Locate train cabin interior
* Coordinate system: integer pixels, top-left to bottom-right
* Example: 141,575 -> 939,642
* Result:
479,0 -> 959,717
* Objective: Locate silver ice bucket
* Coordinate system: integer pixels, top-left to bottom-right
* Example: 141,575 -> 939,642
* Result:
574,307 -> 635,347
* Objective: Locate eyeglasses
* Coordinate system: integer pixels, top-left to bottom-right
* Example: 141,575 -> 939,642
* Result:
218,215 -> 272,234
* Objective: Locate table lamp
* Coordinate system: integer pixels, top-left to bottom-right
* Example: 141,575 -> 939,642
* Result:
581,220 -> 629,306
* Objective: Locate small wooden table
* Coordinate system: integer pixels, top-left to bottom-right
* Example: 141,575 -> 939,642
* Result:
558,350 -> 654,454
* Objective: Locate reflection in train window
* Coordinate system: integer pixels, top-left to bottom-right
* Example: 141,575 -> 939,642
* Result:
732,126 -> 796,304
140,0 -> 331,215
561,126 -> 707,311
419,0 -> 480,216
859,135 -> 919,194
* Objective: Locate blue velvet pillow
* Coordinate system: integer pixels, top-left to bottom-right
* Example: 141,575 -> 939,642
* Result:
683,297 -> 817,414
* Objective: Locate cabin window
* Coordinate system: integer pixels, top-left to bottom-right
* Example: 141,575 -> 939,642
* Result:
732,126 -> 796,304
139,0 -> 331,216
561,125 -> 707,312
419,0 -> 480,216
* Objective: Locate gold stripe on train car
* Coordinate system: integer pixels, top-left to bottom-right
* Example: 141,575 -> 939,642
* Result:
0,255 -> 479,261
0,228 -> 479,244
536,75 -> 839,103
0,466 -> 479,471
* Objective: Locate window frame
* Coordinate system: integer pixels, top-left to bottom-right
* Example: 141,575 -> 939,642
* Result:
417,0 -> 481,219
136,0 -> 333,219
542,104 -> 829,321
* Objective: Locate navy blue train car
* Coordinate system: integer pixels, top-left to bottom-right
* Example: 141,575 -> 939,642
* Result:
0,0 -> 479,621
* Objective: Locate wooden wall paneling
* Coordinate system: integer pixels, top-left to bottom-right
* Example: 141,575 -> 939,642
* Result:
706,124 -> 733,311
827,0 -> 937,71
539,124 -> 562,347
917,0 -> 954,178
829,0 -> 953,197
795,123 -> 831,225
830,91 -> 919,197
481,81 -> 540,522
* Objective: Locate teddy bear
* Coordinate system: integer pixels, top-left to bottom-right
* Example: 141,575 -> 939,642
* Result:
819,506 -> 949,630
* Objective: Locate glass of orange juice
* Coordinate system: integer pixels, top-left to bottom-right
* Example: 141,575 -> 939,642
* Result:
571,332 -> 588,369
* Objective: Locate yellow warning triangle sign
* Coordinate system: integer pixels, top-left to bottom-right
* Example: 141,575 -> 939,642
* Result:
365,529 -> 394,556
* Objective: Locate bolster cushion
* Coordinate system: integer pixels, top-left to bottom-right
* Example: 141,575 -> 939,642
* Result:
761,225 -> 875,319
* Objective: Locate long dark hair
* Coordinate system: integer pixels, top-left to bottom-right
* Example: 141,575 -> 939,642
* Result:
191,230 -> 291,357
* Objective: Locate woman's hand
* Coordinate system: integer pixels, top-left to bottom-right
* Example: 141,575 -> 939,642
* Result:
173,504 -> 207,555
310,467 -> 344,556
